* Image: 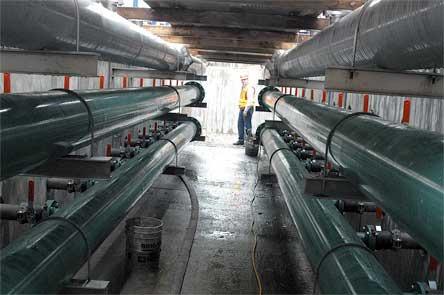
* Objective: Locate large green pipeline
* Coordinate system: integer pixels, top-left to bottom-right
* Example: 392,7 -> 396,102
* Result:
0,82 -> 204,180
258,87 -> 444,261
0,121 -> 199,294
260,127 -> 401,294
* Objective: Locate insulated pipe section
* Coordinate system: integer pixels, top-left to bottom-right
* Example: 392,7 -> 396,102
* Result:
0,120 -> 199,294
269,0 -> 444,78
258,87 -> 444,261
260,127 -> 401,294
0,82 -> 205,180
0,0 -> 198,72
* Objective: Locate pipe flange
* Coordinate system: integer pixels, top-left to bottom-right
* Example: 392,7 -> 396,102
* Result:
185,81 -> 205,102
186,116 -> 202,141
258,86 -> 279,109
255,123 -> 267,145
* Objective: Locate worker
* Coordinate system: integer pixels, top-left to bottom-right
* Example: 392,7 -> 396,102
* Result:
233,74 -> 255,145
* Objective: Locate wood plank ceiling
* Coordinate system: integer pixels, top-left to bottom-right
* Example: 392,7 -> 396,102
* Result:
117,0 -> 362,64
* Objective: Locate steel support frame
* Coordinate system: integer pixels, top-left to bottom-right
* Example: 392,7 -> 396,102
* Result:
260,127 -> 401,294
325,67 -> 444,98
258,87 -> 444,260
0,83 -> 205,180
26,156 -> 112,179
0,121 -> 199,294
0,49 -> 99,76
112,68 -> 207,81
304,175 -> 368,201
259,78 -> 325,90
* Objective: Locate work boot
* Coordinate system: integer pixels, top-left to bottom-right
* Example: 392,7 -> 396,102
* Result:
233,140 -> 244,146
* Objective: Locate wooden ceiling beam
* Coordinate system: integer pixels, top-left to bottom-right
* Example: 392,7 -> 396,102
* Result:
193,51 -> 271,65
144,26 -> 312,43
117,7 -> 329,32
158,36 -> 296,51
144,1 -> 364,15
187,46 -> 277,55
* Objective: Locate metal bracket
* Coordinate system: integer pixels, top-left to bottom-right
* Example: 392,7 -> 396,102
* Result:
258,78 -> 325,90
193,135 -> 206,142
0,49 -> 99,76
163,165 -> 186,176
185,102 -> 207,108
26,156 -> 112,179
304,175 -> 368,201
325,67 -> 444,98
156,113 -> 189,121
112,68 -> 207,81
255,105 -> 271,112
260,173 -> 278,185
61,279 -> 110,294
264,120 -> 288,130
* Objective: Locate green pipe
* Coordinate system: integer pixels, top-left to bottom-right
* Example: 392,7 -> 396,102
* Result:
0,121 -> 199,294
260,127 -> 402,294
258,87 -> 444,261
0,82 -> 204,180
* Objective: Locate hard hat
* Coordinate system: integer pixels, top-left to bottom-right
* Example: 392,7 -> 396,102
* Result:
240,74 -> 249,80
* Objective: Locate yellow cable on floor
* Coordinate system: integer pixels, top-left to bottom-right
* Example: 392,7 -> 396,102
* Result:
250,144 -> 263,295
251,223 -> 263,295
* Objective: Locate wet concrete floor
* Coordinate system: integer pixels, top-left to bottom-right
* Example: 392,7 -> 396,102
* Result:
117,138 -> 314,294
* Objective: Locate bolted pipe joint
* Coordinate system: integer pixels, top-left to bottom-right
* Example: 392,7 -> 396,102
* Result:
0,201 -> 58,224
47,178 -> 93,193
359,225 -> 423,251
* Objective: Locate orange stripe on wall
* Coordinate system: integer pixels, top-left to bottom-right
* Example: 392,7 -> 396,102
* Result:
301,88 -> 305,97
322,90 -> 327,104
140,78 -> 144,87
338,93 -> 344,108
123,76 -> 128,88
363,94 -> 369,112
64,76 -> 70,90
99,75 -> 105,89
402,99 -> 411,124
3,73 -> 11,93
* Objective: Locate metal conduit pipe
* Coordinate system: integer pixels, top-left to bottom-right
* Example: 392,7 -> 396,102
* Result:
268,0 -> 444,78
0,120 -> 200,294
335,200 -> 377,214
0,204 -> 21,221
258,87 -> 444,261
357,228 -> 423,251
260,127 -> 401,294
0,0 -> 201,72
0,82 -> 205,180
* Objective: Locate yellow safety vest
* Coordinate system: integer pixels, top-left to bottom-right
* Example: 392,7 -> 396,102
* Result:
239,87 -> 248,108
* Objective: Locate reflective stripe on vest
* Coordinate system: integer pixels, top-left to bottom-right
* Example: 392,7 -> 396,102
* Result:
239,87 -> 248,108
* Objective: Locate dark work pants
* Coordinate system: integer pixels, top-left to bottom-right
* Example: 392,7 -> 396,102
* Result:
237,107 -> 253,141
